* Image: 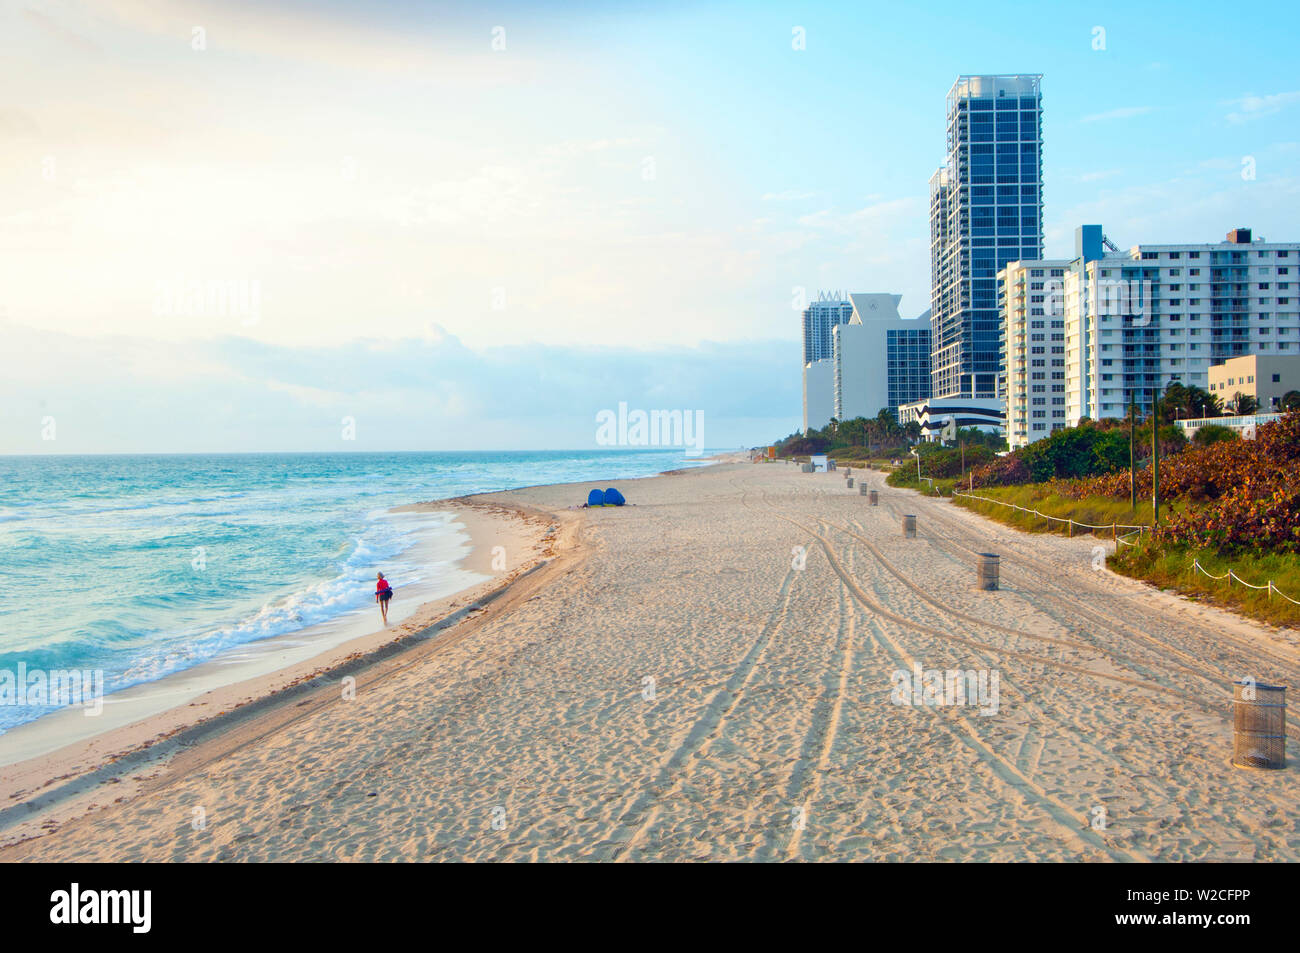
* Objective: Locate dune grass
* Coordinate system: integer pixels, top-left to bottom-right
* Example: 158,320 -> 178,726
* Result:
949,483 -> 1197,538
1111,542 -> 1300,628
949,484 -> 1299,628
885,467 -> 958,496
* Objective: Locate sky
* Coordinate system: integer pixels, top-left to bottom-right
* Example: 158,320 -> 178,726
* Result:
3,0 -> 1299,452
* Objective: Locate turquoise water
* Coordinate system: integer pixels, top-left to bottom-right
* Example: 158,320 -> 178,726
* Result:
0,450 -> 707,733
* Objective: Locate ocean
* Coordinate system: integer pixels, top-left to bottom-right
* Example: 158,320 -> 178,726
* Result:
0,449 -> 710,736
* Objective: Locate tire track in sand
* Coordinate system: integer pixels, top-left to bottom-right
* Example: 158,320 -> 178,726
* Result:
881,482 -> 1300,681
756,496 -> 1144,861
602,504 -> 805,861
887,494 -> 1300,738
821,512 -> 1219,711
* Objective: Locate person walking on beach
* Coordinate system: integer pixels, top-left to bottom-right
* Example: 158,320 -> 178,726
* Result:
375,572 -> 393,625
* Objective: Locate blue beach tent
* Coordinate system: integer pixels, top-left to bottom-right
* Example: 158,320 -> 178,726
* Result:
604,487 -> 626,507
587,488 -> 606,506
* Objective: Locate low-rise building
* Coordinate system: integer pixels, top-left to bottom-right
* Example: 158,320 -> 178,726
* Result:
897,396 -> 1005,441
1176,412 -> 1284,439
1207,354 -> 1300,412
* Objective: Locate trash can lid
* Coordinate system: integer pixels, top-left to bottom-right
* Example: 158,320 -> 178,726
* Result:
1233,680 -> 1287,692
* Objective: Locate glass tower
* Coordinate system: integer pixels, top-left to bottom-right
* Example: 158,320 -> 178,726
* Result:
930,75 -> 1044,399
886,325 -> 932,412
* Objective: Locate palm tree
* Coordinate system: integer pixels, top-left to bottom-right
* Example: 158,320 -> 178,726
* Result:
841,417 -> 867,448
874,408 -> 898,442
1162,381 -> 1189,421
1185,384 -> 1218,418
1230,393 -> 1258,415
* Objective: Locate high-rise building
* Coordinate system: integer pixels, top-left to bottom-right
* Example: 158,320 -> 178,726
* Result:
831,294 -> 931,421
1001,225 -> 1300,445
890,309 -> 933,412
1066,226 -> 1300,423
802,359 -> 835,433
930,74 -> 1044,400
801,293 -> 854,365
1000,257 -> 1070,447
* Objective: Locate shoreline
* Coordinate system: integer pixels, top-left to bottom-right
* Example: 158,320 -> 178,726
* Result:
0,507 -> 487,767
0,455 -> 726,769
0,460 -> 1294,863
0,497 -> 562,848
0,459 -> 733,851
11,456 -> 1293,861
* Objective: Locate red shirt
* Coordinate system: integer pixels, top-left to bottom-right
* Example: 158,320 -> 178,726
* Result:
376,578 -> 391,593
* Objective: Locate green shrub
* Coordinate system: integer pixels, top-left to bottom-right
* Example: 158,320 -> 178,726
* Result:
1192,424 -> 1237,447
971,419 -> 1186,488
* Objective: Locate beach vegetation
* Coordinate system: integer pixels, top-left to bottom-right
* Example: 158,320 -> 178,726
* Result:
775,408 -> 915,460
948,410 -> 1300,629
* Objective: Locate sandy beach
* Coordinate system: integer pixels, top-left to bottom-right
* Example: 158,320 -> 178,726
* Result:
3,461 -> 1298,862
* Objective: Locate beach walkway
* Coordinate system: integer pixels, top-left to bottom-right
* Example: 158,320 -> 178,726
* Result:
5,463 -> 1299,861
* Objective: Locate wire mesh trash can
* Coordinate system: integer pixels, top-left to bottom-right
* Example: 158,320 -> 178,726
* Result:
847,478 -> 854,488
869,489 -> 878,505
976,553 -> 1000,591
902,514 -> 915,537
1232,682 -> 1287,769
859,483 -> 869,496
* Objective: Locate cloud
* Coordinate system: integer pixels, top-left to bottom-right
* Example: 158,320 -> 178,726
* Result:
795,197 -> 917,233
0,322 -> 802,453
1076,169 -> 1122,183
0,108 -> 40,139
1046,174 -> 1300,252
82,0 -> 545,79
1225,91 -> 1300,124
1079,106 -> 1154,123
1190,156 -> 1239,173
19,5 -> 103,54
761,189 -> 818,201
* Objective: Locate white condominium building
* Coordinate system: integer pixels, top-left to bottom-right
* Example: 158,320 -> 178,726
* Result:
1000,226 -> 1300,447
801,293 -> 854,365
832,293 -> 931,422
999,257 -> 1070,448
802,359 -> 835,433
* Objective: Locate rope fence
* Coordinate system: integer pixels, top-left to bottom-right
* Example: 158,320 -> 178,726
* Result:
950,491 -> 1147,543
1192,560 -> 1300,606
951,491 -> 1300,605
